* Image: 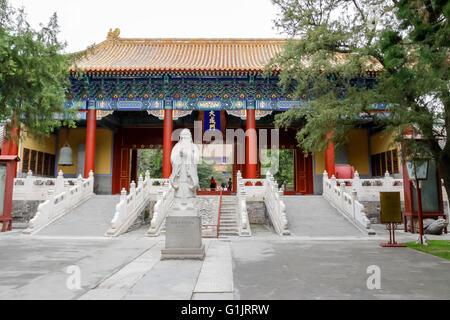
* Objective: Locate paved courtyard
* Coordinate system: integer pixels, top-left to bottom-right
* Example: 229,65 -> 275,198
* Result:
0,195 -> 449,300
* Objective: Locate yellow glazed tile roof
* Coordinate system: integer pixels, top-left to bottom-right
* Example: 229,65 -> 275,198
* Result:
72,29 -> 382,73
73,31 -> 286,73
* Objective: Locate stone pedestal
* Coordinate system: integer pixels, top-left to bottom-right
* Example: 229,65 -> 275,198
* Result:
161,210 -> 205,260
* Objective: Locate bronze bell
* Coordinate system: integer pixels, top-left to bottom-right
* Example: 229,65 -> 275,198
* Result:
58,143 -> 73,166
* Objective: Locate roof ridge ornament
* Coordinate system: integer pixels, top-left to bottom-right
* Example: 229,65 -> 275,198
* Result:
107,28 -> 121,41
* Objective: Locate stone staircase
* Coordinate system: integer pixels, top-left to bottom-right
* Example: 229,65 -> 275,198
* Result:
155,196 -> 240,238
218,196 -> 240,238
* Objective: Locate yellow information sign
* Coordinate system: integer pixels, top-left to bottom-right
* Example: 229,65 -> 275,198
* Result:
379,192 -> 403,224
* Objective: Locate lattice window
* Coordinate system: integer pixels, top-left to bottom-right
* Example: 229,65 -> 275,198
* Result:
44,153 -> 51,176
371,150 -> 400,176
29,150 -> 37,173
386,150 -> 393,174
36,152 -> 44,175
392,150 -> 399,173
22,148 -> 30,172
21,148 -> 55,176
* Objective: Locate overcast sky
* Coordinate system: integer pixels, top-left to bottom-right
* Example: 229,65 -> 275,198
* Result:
10,0 -> 284,53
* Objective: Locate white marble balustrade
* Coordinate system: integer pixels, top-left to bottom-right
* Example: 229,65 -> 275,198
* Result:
323,171 -> 375,235
238,171 -> 290,236
13,170 -> 80,201
334,171 -> 404,202
23,171 -> 95,235
106,171 -> 171,237
236,171 -> 252,237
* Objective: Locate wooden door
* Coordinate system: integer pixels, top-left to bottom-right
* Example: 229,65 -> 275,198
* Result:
295,149 -> 314,195
119,148 -> 131,192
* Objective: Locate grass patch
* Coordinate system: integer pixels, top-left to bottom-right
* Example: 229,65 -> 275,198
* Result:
405,240 -> 450,261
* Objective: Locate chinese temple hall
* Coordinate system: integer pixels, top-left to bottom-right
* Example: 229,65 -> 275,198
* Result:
7,30 -> 401,196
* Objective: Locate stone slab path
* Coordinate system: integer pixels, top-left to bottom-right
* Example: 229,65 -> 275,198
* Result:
80,240 -> 234,300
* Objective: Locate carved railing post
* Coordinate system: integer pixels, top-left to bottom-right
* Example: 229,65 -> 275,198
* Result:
339,182 -> 346,211
24,170 -> 33,192
353,171 -> 361,192
55,170 -> 65,194
352,189 -> 358,219
120,188 -> 127,202
384,171 -> 394,191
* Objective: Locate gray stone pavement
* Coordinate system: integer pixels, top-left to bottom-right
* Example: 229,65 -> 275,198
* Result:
0,195 -> 449,300
232,239 -> 450,300
0,235 -> 155,300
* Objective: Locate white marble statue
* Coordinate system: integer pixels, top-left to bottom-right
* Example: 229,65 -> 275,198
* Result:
170,129 -> 200,211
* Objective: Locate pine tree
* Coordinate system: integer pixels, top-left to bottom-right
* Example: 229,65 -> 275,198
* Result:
269,0 -> 450,199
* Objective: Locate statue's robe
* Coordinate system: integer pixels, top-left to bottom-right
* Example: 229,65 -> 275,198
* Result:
170,137 -> 200,207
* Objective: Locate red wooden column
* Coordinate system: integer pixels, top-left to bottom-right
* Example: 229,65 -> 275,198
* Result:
84,108 -> 97,178
162,108 -> 173,179
325,130 -> 335,178
0,156 -> 20,232
245,108 -> 257,179
1,118 -> 20,178
1,127 -> 19,156
130,149 -> 138,183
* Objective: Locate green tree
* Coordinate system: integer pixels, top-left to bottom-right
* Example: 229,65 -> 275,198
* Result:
269,0 -> 450,198
137,149 -> 163,178
197,160 -> 225,189
197,160 -> 215,189
0,0 -> 78,141
261,149 -> 294,188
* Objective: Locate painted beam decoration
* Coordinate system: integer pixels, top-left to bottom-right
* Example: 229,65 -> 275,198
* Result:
147,110 -> 193,120
65,76 -> 384,115
65,76 -> 305,111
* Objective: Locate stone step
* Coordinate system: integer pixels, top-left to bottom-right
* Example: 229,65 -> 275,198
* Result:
220,227 -> 238,232
219,223 -> 238,228
220,217 -> 237,220
220,222 -> 237,226
219,226 -> 239,230
219,229 -> 239,236
219,196 -> 239,237
219,231 -> 239,236
220,215 -> 237,219
220,216 -> 236,220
